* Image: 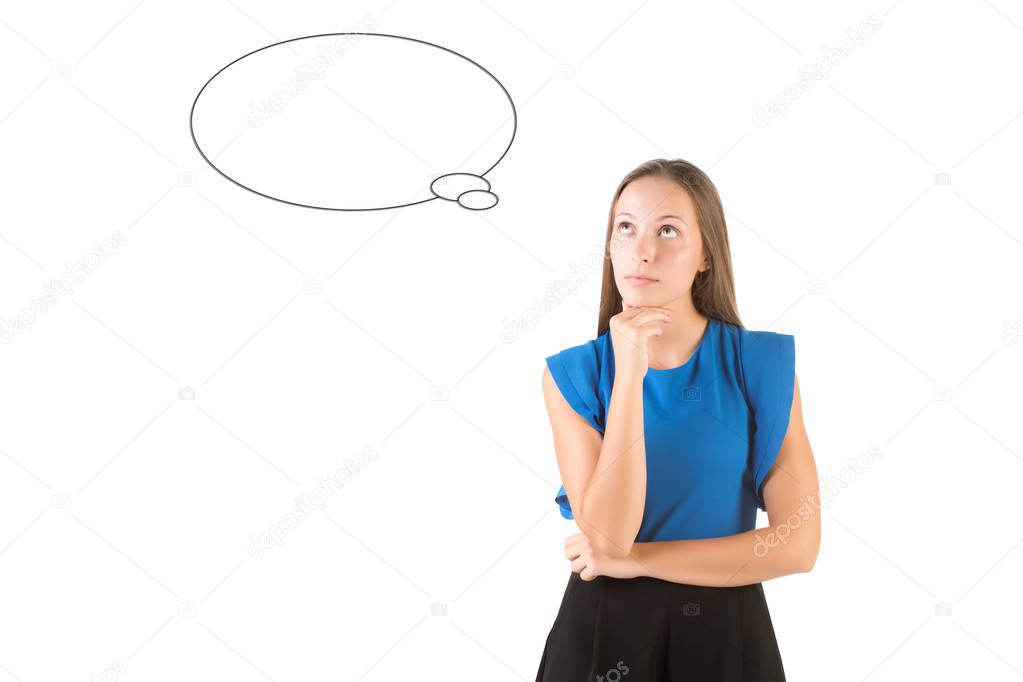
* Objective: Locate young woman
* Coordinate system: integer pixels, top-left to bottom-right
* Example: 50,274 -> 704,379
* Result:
535,159 -> 820,681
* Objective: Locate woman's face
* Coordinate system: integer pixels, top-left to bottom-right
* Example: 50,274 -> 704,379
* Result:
610,175 -> 708,309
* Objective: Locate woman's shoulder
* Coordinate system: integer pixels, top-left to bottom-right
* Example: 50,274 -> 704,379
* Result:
730,323 -> 796,403
715,318 -> 794,344
544,331 -> 612,433
728,323 -> 797,511
714,320 -> 794,358
734,324 -> 796,362
545,330 -> 612,366
710,320 -> 795,395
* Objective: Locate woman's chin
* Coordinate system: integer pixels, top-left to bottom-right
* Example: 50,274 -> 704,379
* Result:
624,295 -> 656,308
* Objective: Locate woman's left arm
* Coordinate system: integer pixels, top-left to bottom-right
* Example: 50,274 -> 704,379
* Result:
633,375 -> 820,586
569,375 -> 821,586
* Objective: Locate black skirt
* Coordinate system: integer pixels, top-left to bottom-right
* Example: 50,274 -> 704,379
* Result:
535,571 -> 786,681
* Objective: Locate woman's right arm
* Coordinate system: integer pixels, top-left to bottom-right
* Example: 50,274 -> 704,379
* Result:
542,308 -> 670,558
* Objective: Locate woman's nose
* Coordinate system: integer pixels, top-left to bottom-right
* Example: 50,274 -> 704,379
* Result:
632,231 -> 655,261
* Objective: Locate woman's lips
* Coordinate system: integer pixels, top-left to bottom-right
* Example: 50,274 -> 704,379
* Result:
625,276 -> 657,287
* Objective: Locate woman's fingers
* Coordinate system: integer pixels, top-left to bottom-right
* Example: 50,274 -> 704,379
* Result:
563,532 -> 584,546
564,533 -> 586,560
619,305 -> 671,321
631,308 -> 672,326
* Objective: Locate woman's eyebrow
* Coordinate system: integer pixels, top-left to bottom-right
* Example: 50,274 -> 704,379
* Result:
615,212 -> 687,223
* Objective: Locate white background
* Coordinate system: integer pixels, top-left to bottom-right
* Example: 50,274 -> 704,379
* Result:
2,1 -> 1022,680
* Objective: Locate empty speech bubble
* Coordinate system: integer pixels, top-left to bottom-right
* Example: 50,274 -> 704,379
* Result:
190,32 -> 516,211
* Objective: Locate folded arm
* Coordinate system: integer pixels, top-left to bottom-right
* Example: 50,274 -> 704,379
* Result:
630,375 -> 820,586
544,368 -> 647,559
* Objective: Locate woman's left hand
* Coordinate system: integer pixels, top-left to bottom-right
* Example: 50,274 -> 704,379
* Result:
564,533 -> 645,581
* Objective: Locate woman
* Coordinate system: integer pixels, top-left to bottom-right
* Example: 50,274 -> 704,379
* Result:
535,159 -> 820,681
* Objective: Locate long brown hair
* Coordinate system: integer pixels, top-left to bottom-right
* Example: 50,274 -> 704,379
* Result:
597,159 -> 743,338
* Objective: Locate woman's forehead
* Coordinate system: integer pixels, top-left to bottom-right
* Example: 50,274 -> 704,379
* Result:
616,178 -> 695,219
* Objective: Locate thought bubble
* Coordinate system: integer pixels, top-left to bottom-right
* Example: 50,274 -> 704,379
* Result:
189,32 -> 516,211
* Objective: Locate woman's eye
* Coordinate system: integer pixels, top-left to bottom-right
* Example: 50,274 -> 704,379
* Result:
617,222 -> 679,237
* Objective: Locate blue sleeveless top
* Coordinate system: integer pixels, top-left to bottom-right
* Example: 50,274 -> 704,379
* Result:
546,317 -> 795,541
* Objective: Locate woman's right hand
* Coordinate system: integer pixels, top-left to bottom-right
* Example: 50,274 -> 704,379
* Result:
609,305 -> 672,381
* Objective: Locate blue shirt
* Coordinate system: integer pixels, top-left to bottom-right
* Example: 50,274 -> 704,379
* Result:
546,317 -> 795,541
